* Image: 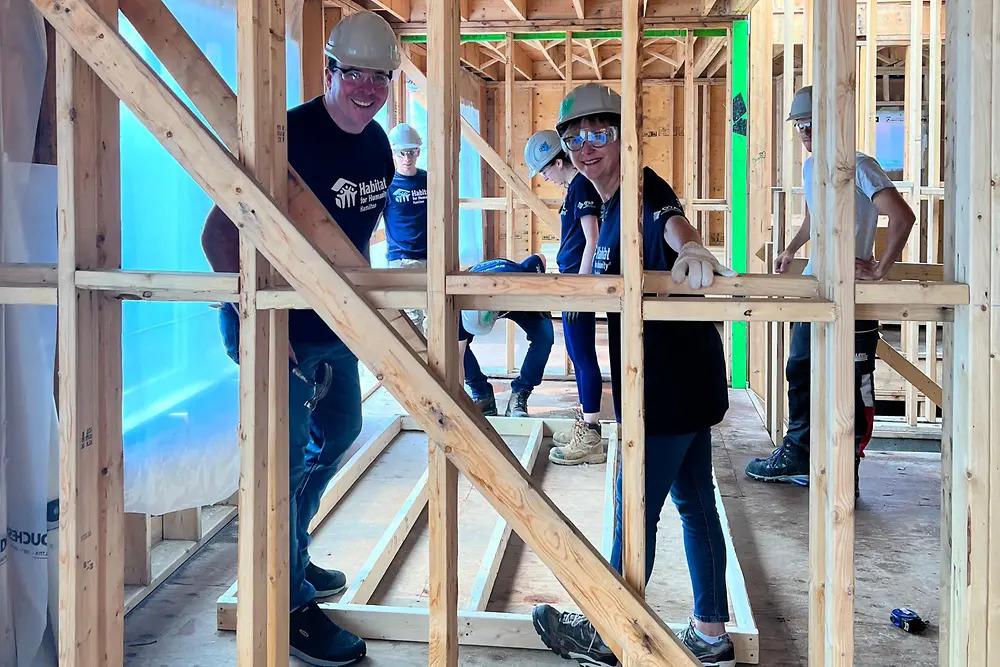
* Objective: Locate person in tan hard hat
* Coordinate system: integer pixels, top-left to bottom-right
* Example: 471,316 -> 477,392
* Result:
523,129 -> 606,465
532,82 -> 738,667
744,85 -> 916,500
201,11 -> 401,666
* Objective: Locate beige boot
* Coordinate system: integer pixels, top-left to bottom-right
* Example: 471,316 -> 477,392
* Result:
552,410 -> 584,445
549,421 -> 605,465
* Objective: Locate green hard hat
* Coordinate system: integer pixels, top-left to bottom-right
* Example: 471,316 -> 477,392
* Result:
787,86 -> 812,121
556,83 -> 621,135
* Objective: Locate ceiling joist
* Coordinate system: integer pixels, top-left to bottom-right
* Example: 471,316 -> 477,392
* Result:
502,0 -> 527,21
367,0 -> 409,22
571,0 -> 585,21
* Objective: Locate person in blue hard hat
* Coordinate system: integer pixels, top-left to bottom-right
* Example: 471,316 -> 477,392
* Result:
200,11 -> 403,666
530,82 -> 738,667
524,129 -> 606,466
459,254 -> 554,418
383,122 -> 429,332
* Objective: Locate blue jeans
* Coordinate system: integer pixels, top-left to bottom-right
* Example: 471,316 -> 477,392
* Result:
219,307 -> 362,610
562,312 -> 602,413
463,311 -> 554,398
610,429 -> 730,623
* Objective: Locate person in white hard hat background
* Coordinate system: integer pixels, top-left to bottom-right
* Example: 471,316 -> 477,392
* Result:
523,129 -> 606,466
201,11 -> 401,666
384,123 -> 429,332
458,254 -> 554,418
744,85 -> 915,498
531,83 -> 739,667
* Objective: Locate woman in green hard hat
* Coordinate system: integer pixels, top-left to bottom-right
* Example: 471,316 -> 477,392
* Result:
530,83 -> 738,667
523,129 -> 606,466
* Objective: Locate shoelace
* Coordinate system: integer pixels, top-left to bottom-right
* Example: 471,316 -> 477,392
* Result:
559,612 -> 601,652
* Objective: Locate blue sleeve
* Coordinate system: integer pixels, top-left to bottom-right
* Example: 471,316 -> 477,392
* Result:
569,177 -> 601,220
643,167 -> 685,223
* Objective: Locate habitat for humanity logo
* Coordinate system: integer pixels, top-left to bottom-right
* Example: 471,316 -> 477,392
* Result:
332,176 -> 389,212
394,188 -> 412,203
331,178 -> 359,208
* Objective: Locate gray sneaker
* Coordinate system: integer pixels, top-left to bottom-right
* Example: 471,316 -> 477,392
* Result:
531,604 -> 616,666
677,620 -> 736,667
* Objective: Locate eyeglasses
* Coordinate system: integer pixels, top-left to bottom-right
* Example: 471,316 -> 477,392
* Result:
794,120 -> 812,132
394,149 -> 419,158
561,127 -> 619,152
332,66 -> 391,89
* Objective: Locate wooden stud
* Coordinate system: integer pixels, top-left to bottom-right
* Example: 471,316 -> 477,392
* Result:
300,0 -> 325,100
802,0 -> 813,85
620,0 -> 646,599
54,0 -> 124,660
426,0 -> 461,662
862,0 -> 877,154
504,32 -> 516,375
162,508 -> 202,541
902,0 -> 923,426
684,33 -> 696,207
770,192 -> 787,446
923,0 -> 943,423
123,513 -> 152,586
941,0 -> 994,663
808,0 -> 857,663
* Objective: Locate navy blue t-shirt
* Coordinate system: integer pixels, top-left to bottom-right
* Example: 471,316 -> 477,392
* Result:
557,173 -> 601,274
593,167 -> 729,435
286,96 -> 395,344
385,169 -> 428,261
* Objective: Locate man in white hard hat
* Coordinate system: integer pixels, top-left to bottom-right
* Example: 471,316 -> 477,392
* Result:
458,254 -> 554,418
744,85 -> 916,500
531,83 -> 738,667
524,129 -> 605,465
384,122 -> 429,331
201,11 -> 401,666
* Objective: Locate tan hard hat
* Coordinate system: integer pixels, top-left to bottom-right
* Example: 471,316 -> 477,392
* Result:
325,11 -> 401,72
787,86 -> 812,121
524,130 -> 563,177
556,83 -> 622,134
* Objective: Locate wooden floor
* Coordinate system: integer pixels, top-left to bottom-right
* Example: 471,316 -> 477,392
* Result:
123,382 -> 941,666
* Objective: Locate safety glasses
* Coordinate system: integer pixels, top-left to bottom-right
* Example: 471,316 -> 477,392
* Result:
560,126 -> 619,152
394,149 -> 419,158
794,120 -> 812,133
333,66 -> 391,89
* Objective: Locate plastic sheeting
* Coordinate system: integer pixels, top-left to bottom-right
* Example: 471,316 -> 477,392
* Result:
1,2 -> 59,665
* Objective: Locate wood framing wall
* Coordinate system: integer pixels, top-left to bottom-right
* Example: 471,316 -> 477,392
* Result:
7,0 -> 997,666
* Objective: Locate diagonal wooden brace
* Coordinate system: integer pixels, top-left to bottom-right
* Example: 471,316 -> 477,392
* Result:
118,0 -> 427,360
37,0 -> 695,663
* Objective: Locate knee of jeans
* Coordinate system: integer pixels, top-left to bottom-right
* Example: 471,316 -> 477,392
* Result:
535,322 -> 555,350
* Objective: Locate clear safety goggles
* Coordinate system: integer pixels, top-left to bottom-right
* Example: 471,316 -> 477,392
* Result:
560,126 -> 619,152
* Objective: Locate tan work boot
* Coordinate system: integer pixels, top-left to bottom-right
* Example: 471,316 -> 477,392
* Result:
552,410 -> 584,445
549,420 -> 605,465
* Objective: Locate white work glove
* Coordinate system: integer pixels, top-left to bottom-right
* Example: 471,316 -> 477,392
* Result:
671,241 -> 737,289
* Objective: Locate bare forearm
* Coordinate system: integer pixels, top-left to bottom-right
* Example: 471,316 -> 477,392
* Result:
578,216 -> 599,275
784,214 -> 811,255
663,215 -> 702,253
877,212 -> 916,271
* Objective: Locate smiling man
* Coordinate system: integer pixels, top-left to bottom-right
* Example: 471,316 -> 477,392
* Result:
200,10 -> 400,666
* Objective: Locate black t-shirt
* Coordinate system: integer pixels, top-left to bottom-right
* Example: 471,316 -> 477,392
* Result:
286,96 -> 395,344
593,167 -> 729,435
385,169 -> 429,261
557,173 -> 601,274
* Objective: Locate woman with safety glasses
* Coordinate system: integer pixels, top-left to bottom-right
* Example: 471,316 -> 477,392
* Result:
531,83 -> 738,667
522,129 -> 605,466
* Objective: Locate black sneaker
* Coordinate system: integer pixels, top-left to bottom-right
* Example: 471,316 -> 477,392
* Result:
531,604 -> 616,666
744,443 -> 809,486
677,620 -> 736,667
305,562 -> 347,598
289,601 -> 366,666
505,390 -> 531,418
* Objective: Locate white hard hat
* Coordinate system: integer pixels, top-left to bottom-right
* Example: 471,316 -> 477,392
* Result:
325,11 -> 401,72
524,130 -> 563,178
388,123 -> 422,150
556,83 -> 622,134
461,309 -> 498,337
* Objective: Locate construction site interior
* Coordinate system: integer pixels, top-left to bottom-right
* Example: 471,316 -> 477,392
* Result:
0,0 -> 997,666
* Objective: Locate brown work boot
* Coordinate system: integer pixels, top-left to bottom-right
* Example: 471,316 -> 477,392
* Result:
549,420 -> 605,465
553,410 -> 584,445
